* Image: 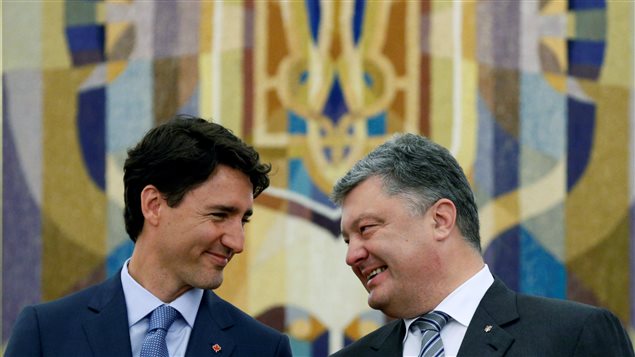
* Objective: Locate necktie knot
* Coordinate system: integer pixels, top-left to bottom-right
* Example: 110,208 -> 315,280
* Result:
411,311 -> 450,357
141,305 -> 180,357
148,304 -> 180,332
412,310 -> 450,333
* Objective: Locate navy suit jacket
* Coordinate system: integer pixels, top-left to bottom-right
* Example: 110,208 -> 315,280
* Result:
5,272 -> 292,357
330,279 -> 634,356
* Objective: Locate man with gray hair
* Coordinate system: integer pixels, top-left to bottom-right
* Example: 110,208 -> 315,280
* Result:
330,133 -> 633,356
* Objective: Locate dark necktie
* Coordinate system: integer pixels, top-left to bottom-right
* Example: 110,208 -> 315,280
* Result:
140,304 -> 180,357
411,310 -> 450,357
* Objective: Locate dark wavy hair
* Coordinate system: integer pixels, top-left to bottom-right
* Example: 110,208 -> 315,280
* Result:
123,114 -> 271,242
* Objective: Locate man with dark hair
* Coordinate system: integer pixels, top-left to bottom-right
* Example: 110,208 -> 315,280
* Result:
329,133 -> 633,357
6,115 -> 292,357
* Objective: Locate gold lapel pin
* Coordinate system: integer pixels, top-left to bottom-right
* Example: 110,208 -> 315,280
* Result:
484,325 -> 493,333
212,344 -> 222,353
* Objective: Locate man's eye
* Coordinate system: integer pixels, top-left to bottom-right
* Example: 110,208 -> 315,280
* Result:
360,225 -> 376,235
211,213 -> 227,220
241,217 -> 251,225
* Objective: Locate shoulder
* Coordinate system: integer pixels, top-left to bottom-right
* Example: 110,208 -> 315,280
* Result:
482,284 -> 633,355
17,279 -> 111,321
5,279 -> 117,357
516,293 -> 628,333
330,320 -> 402,357
516,292 -> 610,322
489,281 -> 625,330
485,278 -> 618,325
518,294 -> 633,354
9,274 -> 121,335
206,291 -> 287,339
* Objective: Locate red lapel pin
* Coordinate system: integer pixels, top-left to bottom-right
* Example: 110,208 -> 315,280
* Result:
212,344 -> 222,353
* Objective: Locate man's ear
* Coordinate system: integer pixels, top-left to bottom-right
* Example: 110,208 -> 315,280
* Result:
431,198 -> 457,240
140,185 -> 162,227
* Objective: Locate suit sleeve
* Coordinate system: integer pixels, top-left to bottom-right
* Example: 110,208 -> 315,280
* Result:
275,333 -> 293,357
573,308 -> 634,356
5,306 -> 43,357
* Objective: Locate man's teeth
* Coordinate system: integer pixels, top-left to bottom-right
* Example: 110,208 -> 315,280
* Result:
367,267 -> 387,281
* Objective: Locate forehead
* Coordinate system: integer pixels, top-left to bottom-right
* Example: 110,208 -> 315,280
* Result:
341,177 -> 389,220
189,165 -> 254,205
342,176 -> 384,204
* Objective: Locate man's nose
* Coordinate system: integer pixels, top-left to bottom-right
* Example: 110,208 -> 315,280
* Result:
221,219 -> 245,254
345,236 -> 368,266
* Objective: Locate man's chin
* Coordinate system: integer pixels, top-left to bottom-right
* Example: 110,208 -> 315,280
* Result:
195,275 -> 223,290
367,292 -> 387,311
368,292 -> 404,318
208,282 -> 223,290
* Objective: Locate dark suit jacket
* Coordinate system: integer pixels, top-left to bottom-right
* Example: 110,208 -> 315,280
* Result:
5,272 -> 292,357
330,279 -> 634,356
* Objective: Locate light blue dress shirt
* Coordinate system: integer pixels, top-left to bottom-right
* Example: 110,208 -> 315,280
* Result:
121,259 -> 204,357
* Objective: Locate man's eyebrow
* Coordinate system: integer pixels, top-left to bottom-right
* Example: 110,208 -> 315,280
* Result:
206,205 -> 254,217
341,213 -> 381,238
350,213 -> 381,228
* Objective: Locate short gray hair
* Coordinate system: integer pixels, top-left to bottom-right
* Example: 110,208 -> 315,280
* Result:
331,133 -> 481,252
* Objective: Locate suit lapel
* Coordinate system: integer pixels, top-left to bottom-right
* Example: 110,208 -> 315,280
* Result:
457,279 -> 517,357
82,272 -> 133,357
366,320 -> 404,356
186,290 -> 236,357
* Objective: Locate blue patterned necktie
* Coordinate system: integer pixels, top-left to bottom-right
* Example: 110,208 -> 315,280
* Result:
140,305 -> 180,357
411,310 -> 451,357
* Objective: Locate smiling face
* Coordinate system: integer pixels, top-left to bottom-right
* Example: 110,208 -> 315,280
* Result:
135,164 -> 254,300
340,176 -> 444,318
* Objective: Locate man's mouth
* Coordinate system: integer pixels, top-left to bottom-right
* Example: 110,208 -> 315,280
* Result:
367,266 -> 387,281
205,251 -> 230,267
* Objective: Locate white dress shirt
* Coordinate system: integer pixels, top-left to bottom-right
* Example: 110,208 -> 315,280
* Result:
402,265 -> 494,357
121,259 -> 204,357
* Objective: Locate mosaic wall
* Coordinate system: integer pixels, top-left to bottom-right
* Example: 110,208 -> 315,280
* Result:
3,1 -> 634,355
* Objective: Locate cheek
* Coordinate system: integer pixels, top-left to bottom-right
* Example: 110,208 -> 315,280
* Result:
188,220 -> 216,237
414,250 -> 442,276
396,243 -> 432,274
352,267 -> 364,280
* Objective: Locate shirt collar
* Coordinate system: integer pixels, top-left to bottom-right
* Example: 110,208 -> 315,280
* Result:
403,264 -> 494,331
121,259 -> 204,328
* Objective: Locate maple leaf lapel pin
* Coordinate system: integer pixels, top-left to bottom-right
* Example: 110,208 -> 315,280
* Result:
211,343 -> 222,353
